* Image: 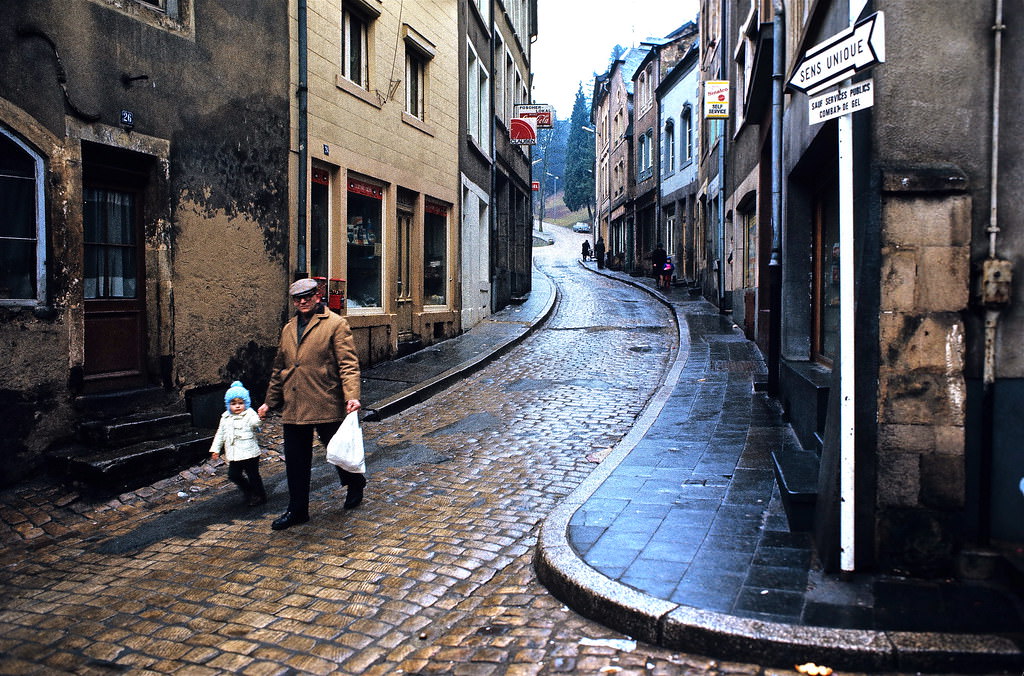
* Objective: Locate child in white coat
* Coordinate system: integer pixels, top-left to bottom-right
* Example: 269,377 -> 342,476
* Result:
210,381 -> 266,506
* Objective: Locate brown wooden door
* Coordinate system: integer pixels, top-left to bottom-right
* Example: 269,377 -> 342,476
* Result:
82,186 -> 147,391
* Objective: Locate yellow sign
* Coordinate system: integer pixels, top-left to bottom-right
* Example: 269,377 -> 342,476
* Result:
704,81 -> 730,119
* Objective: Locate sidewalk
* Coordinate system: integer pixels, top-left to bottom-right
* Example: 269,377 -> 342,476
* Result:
535,262 -> 1024,674
359,268 -> 556,420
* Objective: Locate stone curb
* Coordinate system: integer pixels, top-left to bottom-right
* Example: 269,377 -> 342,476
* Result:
362,267 -> 559,422
533,262 -> 1024,673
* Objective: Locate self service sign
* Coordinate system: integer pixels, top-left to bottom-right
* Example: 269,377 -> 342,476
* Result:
704,81 -> 730,118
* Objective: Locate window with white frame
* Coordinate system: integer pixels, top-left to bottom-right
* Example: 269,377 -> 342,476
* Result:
664,119 -> 675,174
405,48 -> 426,119
470,0 -> 490,23
638,129 -> 653,179
467,43 -> 490,148
0,128 -> 45,304
682,106 -> 693,163
342,3 -> 371,88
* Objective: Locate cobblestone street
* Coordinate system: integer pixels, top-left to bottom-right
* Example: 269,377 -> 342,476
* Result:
0,229 -> 771,675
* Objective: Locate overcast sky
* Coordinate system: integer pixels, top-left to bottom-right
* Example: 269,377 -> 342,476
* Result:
531,0 -> 700,119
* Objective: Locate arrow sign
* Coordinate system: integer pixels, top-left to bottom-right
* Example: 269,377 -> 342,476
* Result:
790,11 -> 885,94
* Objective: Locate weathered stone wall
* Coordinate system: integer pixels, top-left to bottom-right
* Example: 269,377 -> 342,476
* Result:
876,167 -> 971,573
0,0 -> 290,484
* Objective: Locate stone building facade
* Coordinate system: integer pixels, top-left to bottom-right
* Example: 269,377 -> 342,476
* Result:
0,0 -> 291,485
458,0 -> 536,330
295,0 -> 461,363
688,0 -> 1024,575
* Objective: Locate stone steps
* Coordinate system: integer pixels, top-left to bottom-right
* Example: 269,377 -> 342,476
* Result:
47,429 -> 214,495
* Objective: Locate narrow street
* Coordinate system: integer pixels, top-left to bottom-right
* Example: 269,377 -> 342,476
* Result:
0,228 -> 768,675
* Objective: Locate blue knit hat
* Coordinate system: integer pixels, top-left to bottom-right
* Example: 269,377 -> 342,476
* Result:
224,381 -> 251,410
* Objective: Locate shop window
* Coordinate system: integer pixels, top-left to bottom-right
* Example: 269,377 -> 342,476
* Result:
346,178 -> 383,309
0,129 -> 45,304
310,166 -> 331,278
424,201 -> 448,306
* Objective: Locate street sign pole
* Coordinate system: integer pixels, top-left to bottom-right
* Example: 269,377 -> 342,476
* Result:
838,96 -> 855,574
792,7 -> 885,574
836,5 -> 880,575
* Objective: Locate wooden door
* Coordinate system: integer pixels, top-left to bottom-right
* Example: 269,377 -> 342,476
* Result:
82,186 -> 147,390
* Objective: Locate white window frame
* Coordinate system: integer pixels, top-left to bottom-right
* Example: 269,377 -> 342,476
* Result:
342,4 -> 370,88
664,119 -> 675,175
405,49 -> 425,119
0,127 -> 46,306
682,106 -> 693,164
467,42 -> 490,151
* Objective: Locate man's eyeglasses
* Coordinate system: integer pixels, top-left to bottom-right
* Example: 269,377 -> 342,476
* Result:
292,294 -> 318,304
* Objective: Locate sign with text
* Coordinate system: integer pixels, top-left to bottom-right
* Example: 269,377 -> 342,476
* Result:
514,104 -> 554,129
510,116 -> 538,145
809,79 -> 874,124
790,11 -> 885,94
704,81 -> 730,118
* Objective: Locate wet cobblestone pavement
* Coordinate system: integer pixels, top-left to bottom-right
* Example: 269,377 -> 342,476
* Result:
0,228 -> 775,675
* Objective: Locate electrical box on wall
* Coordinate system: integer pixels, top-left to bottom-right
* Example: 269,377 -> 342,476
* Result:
980,258 -> 1013,308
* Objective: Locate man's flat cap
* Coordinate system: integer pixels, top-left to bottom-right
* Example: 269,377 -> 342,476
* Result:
289,278 -> 319,297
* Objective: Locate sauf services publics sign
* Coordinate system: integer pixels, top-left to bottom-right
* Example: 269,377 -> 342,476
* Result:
704,81 -> 729,118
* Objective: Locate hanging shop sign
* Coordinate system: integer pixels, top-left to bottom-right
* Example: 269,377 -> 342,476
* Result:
514,103 -> 554,129
510,116 -> 538,145
704,81 -> 730,118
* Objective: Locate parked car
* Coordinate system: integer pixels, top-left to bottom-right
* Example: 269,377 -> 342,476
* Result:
572,222 -> 591,233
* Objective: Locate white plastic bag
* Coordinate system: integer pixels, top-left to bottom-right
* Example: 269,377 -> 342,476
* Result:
326,412 -> 365,473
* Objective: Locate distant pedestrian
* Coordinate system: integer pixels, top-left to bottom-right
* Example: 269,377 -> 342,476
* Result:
659,256 -> 675,290
581,240 -> 592,262
258,278 -> 364,530
651,243 -> 667,279
209,381 -> 266,507
595,237 -> 606,270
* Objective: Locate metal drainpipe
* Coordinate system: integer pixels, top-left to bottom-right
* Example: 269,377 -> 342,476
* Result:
768,0 -> 784,395
979,0 -> 1011,545
488,3 -> 498,313
296,0 -> 309,277
717,1 -> 728,310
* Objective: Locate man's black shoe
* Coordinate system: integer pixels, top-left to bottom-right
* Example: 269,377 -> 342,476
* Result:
344,474 -> 366,509
271,511 -> 309,530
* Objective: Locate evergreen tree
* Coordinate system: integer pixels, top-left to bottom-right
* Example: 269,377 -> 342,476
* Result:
562,84 -> 595,219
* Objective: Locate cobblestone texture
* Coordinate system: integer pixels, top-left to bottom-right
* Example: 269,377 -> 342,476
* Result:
0,229 -> 879,675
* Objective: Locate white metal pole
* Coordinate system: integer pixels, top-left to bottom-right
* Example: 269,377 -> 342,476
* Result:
838,0 -> 866,574
838,111 -> 855,573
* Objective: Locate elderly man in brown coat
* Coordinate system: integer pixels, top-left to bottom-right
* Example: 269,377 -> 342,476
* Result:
258,278 -> 364,530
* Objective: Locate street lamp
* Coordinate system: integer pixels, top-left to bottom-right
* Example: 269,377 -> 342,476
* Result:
546,172 -> 560,194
